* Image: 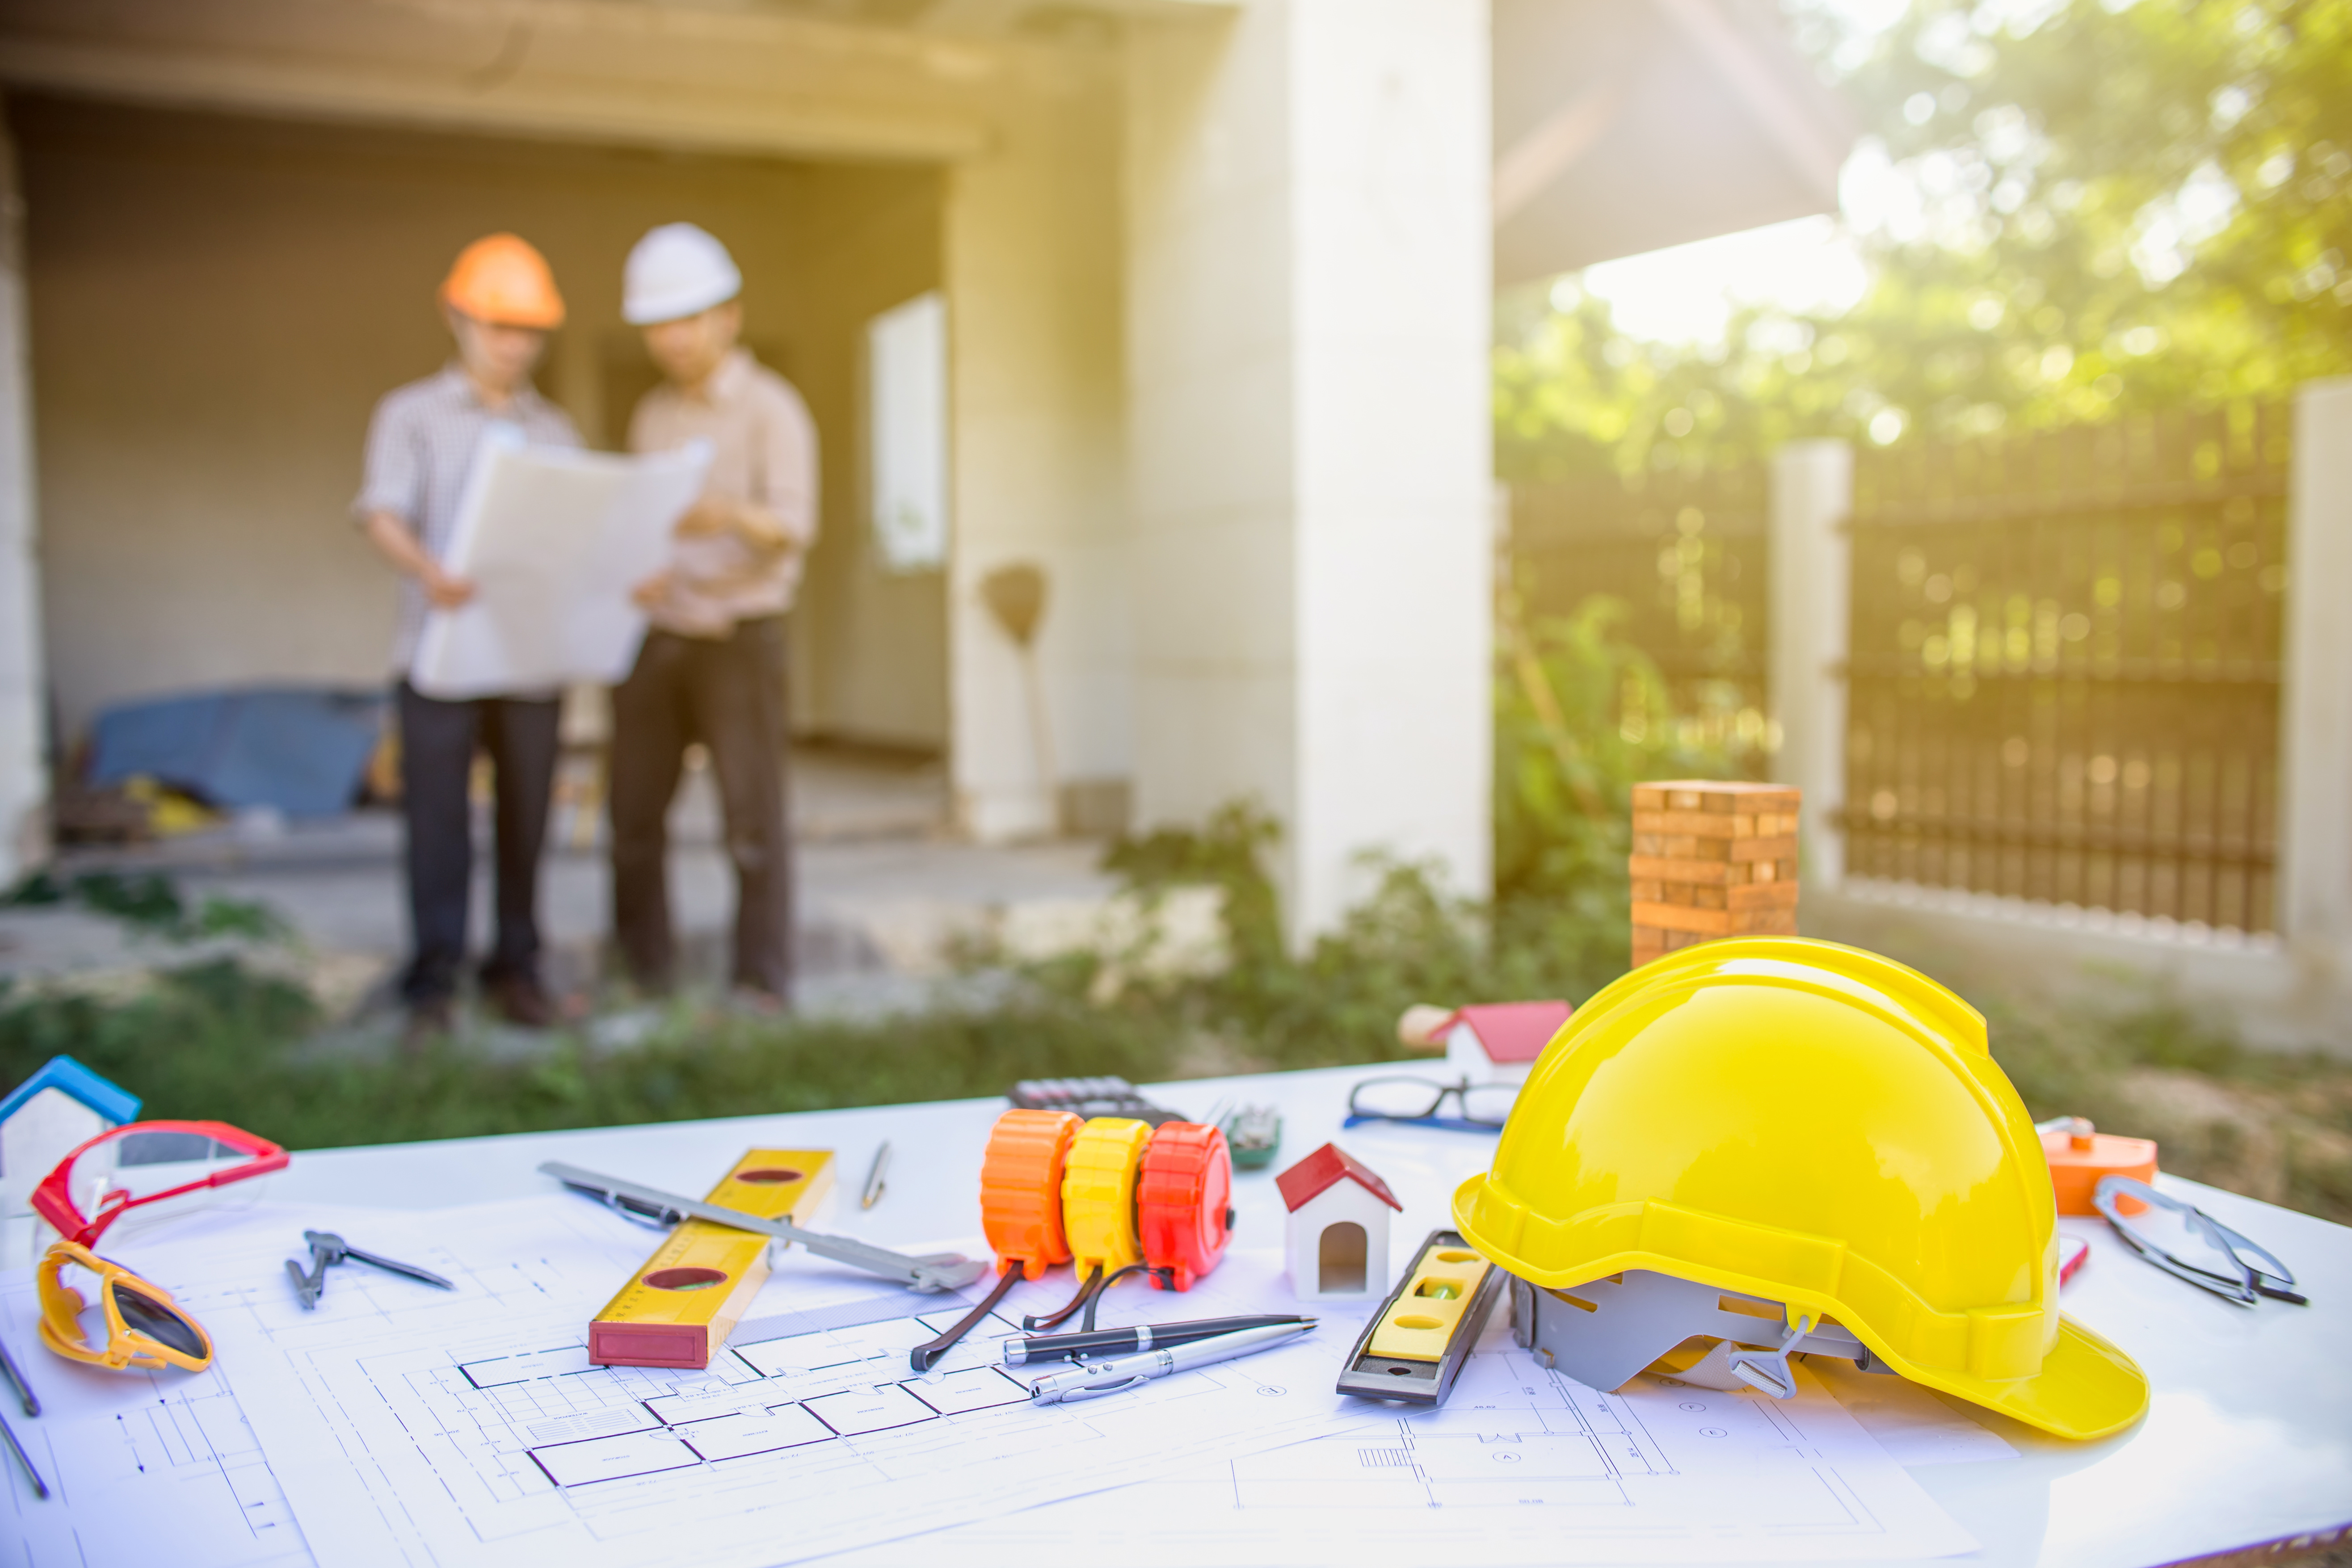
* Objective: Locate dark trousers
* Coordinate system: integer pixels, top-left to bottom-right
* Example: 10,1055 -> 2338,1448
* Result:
609,617 -> 791,997
396,682 -> 562,1005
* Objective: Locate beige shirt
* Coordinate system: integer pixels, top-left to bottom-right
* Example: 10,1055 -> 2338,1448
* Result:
629,348 -> 819,639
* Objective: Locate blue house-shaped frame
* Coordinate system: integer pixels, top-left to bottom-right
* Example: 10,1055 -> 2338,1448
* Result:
0,1056 -> 143,1140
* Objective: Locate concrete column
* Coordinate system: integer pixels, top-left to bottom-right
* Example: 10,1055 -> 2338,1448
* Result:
0,100 -> 46,887
1768,439 -> 1853,895
2279,377 -> 2352,963
1124,0 -> 1493,944
942,51 -> 1128,841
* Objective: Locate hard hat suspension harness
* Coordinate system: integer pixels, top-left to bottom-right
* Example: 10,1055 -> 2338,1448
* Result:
1509,1269 -> 1892,1401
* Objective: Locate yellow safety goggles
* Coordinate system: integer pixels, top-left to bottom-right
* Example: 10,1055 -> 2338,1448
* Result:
37,1240 -> 214,1374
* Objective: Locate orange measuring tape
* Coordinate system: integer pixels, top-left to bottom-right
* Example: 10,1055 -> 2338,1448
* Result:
981,1109 -> 1082,1280
912,1110 -> 1081,1370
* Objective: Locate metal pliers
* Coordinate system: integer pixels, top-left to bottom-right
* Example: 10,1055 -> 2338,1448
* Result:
286,1230 -> 455,1309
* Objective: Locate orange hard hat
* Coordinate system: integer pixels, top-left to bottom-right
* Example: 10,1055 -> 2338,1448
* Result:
440,234 -> 565,329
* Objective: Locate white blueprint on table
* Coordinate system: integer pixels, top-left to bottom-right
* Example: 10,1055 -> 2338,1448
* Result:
0,1208 -> 1993,1568
875,1304 -> 1984,1566
42,1197 -> 1377,1568
0,1240 -> 316,1568
409,430 -> 709,698
1808,1357 -> 2018,1469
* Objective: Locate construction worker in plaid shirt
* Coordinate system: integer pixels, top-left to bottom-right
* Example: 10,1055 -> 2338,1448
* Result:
354,234 -> 579,1044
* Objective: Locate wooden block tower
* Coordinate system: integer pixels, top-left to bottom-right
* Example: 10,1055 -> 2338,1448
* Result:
1629,781 -> 1801,967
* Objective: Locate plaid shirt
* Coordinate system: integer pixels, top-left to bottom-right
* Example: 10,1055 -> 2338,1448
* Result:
353,364 -> 582,673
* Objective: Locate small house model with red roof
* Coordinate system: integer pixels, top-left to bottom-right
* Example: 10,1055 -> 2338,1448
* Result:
1401,1000 -> 1572,1087
1275,1142 -> 1402,1300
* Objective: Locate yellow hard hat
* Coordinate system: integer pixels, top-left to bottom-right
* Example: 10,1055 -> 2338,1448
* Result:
1454,936 -> 2148,1441
441,234 -> 565,329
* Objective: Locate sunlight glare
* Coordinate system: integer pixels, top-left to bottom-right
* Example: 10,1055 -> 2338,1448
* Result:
1576,214 -> 1872,348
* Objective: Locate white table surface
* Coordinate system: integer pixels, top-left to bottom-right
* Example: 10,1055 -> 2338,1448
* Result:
161,1064 -> 2352,1566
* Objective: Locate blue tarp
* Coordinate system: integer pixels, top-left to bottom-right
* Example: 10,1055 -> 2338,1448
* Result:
88,686 -> 387,817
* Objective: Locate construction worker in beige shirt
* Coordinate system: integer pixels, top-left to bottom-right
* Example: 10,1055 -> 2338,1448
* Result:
614,223 -> 817,1006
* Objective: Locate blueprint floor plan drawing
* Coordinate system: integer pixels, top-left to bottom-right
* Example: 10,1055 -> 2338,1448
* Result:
104,1198 -> 1373,1568
882,1322 -> 1985,1566
347,1292 -> 1063,1529
4,1199 -> 1987,1568
450,1310 -> 1028,1486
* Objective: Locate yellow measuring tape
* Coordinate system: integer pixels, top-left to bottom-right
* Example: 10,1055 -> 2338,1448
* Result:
1059,1118 -> 1150,1277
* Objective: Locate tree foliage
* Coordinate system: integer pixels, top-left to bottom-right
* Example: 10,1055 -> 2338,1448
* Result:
1496,0 -> 2352,481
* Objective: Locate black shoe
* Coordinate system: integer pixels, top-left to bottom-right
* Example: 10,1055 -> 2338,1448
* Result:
488,973 -> 572,1029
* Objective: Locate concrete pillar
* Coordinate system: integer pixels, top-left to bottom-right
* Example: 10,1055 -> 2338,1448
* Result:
942,53 -> 1128,842
1768,439 -> 1853,895
0,100 -> 46,887
2279,377 -> 2352,963
1124,0 -> 1493,944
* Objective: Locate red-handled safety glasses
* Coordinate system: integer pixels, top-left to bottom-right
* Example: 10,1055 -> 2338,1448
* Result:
31,1120 -> 288,1249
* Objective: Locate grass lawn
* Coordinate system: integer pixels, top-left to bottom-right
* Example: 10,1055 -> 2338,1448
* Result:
5,868 -> 2348,1227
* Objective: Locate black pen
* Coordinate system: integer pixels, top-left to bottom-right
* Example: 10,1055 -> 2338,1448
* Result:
999,1314 -> 1315,1366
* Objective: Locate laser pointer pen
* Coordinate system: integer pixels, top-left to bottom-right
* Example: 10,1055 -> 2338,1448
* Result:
1027,1321 -> 1314,1404
1000,1314 -> 1316,1366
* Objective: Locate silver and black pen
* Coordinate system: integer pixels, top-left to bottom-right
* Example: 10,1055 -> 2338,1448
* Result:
1027,1321 -> 1314,1404
1000,1313 -> 1314,1366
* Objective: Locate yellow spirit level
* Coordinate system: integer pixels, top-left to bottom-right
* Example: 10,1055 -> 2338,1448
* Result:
588,1149 -> 834,1369
1336,1228 -> 1503,1406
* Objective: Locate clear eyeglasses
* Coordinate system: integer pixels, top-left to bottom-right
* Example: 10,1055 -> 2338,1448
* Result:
33,1120 -> 287,1249
2093,1174 -> 2306,1307
1345,1076 -> 1516,1132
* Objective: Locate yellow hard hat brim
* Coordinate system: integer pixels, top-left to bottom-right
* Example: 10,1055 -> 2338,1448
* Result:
1455,1176 -> 2149,1443
1943,1312 -> 2149,1443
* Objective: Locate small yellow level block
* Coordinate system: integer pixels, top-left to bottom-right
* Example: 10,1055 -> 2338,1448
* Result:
1367,1243 -> 1491,1362
589,1149 -> 835,1369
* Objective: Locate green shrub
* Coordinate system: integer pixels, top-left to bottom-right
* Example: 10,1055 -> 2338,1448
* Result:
4,869 -> 289,942
1494,593 -> 1756,938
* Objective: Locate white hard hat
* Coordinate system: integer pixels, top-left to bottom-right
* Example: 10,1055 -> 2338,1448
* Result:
623,223 -> 743,325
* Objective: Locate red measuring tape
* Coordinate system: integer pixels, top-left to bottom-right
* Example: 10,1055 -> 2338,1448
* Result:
1137,1121 -> 1234,1291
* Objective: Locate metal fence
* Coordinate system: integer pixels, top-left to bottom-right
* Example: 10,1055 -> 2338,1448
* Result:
1842,404 -> 2289,934
1507,463 -> 1771,750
